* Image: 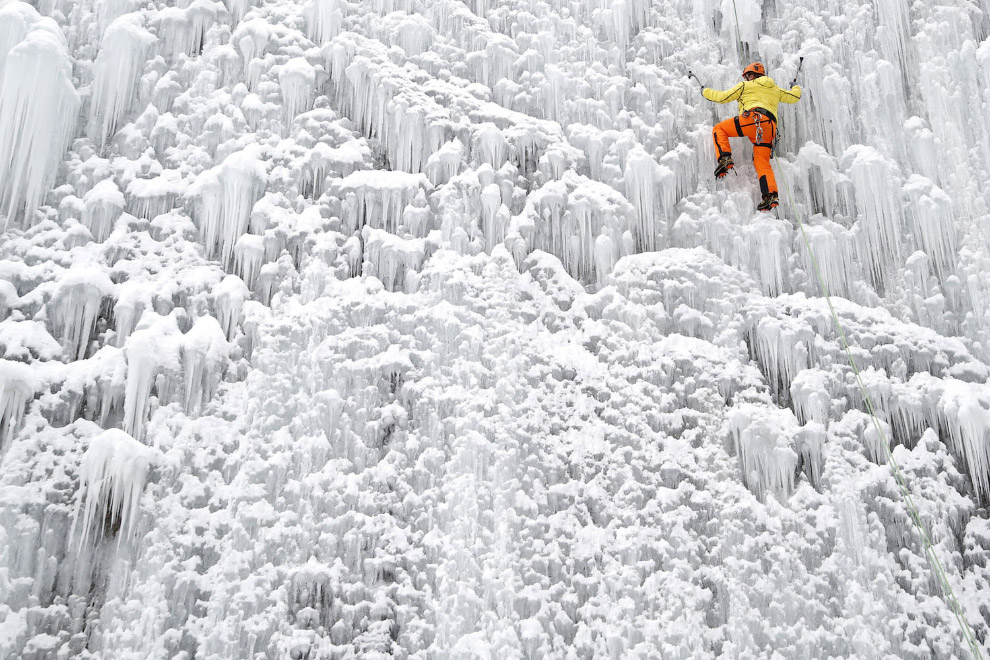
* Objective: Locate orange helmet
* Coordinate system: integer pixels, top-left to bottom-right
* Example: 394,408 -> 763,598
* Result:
742,62 -> 765,78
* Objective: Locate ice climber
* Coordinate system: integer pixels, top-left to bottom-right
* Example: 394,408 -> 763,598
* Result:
702,62 -> 802,211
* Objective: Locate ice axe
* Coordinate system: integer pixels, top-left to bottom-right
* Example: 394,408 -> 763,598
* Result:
790,56 -> 804,87
688,70 -> 705,92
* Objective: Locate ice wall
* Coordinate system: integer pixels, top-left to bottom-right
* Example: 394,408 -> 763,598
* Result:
0,0 -> 988,658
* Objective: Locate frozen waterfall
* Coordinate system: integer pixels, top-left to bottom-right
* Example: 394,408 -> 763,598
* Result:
1,0 -> 990,658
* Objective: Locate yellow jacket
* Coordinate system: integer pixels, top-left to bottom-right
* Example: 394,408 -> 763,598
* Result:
702,76 -> 801,119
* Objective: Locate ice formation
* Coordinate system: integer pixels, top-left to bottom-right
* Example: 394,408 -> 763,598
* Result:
47,266 -> 115,361
0,0 -> 989,658
82,179 -> 126,242
0,11 -> 79,225
278,57 -> 317,127
89,14 -> 156,146
0,359 -> 37,449
72,428 -> 159,548
192,149 -> 268,269
122,313 -> 181,439
728,405 -> 800,500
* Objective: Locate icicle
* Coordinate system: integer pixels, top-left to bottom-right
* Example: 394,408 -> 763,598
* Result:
234,233 -> 266,288
0,279 -> 17,321
279,57 -> 316,128
474,124 -> 509,169
94,0 -> 137,35
213,274 -> 250,341
192,150 -> 268,269
790,369 -> 832,427
362,226 -> 427,292
89,14 -> 156,147
82,179 -> 125,242
480,183 -> 503,250
841,145 -> 903,293
0,359 -> 38,449
307,0 -> 347,44
798,222 -> 856,299
72,429 -> 159,549
113,280 -> 151,348
0,2 -> 34,75
0,26 -> 80,225
796,422 -> 825,489
425,138 -> 463,186
749,315 -> 812,405
746,221 -> 787,297
622,147 -> 668,253
223,0 -> 255,24
122,313 -> 182,439
48,266 -> 116,361
181,315 -> 230,415
331,170 -> 431,234
156,1 -> 219,60
938,381 -> 990,502
727,405 -> 799,501
903,175 -> 957,282
863,418 -> 893,464
391,13 -> 434,56
126,170 -> 184,220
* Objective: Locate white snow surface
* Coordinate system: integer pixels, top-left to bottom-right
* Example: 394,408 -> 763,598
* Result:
1,0 -> 990,658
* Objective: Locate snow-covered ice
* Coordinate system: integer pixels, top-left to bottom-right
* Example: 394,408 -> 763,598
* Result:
1,0 -> 990,658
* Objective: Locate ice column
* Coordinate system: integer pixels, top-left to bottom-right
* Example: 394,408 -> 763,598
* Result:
90,14 -> 156,147
73,429 -> 159,548
0,28 -> 80,224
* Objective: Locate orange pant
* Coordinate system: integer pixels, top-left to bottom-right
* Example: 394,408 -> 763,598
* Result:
713,110 -> 778,194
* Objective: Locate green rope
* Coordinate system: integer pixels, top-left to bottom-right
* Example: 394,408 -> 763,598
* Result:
773,152 -> 987,660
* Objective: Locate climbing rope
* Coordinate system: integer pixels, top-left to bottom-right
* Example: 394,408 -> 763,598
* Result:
775,155 -> 987,660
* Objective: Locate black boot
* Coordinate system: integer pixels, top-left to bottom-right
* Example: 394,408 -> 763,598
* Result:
714,154 -> 734,178
757,191 -> 779,211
